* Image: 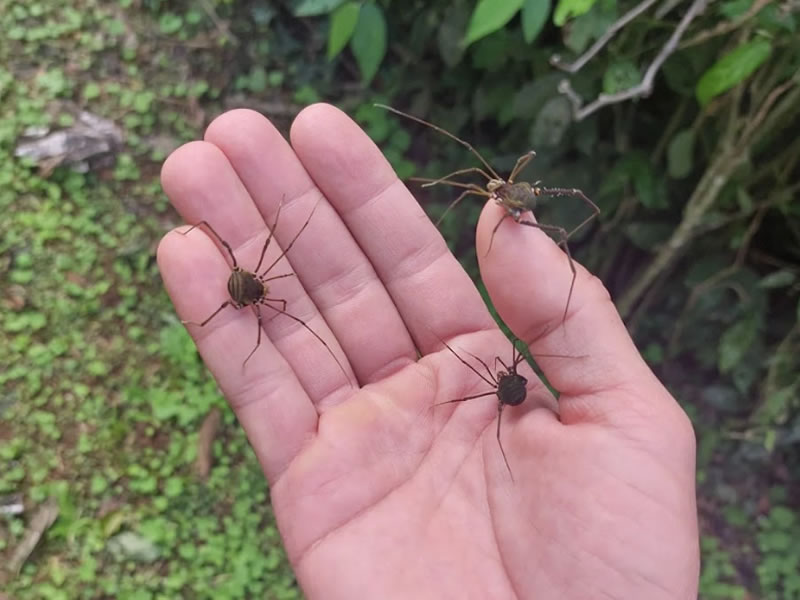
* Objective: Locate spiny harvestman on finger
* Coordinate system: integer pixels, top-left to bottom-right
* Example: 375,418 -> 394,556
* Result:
435,336 -> 584,482
375,104 -> 600,323
178,198 -> 350,381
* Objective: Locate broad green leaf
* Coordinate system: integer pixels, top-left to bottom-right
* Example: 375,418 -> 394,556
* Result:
327,2 -> 360,60
718,316 -> 759,373
720,0 -> 752,19
758,270 -> 796,289
769,506 -> 796,528
602,60 -> 641,94
464,0 -> 524,46
696,39 -> 772,106
294,0 -> 346,17
530,96 -> 571,147
667,129 -> 695,179
562,4 -> 615,54
522,0 -> 551,43
553,0 -> 598,26
758,2 -> 796,32
470,29 -> 515,72
601,152 -> 667,209
350,3 -> 387,83
438,4 -> 470,67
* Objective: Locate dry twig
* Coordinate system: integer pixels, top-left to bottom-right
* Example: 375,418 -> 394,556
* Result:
551,0 -> 662,74
618,77 -> 799,317
6,498 -> 59,576
560,0 -> 709,121
194,407 -> 222,480
680,0 -> 771,48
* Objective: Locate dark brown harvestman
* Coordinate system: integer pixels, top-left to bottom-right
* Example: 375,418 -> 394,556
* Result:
375,104 -> 601,323
436,336 -> 580,482
179,199 -> 349,380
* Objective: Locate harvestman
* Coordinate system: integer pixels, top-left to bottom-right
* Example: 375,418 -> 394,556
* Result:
179,199 -> 349,380
376,104 -> 600,323
436,336 -> 582,481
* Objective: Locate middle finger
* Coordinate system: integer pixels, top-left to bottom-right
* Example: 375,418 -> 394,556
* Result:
189,110 -> 418,389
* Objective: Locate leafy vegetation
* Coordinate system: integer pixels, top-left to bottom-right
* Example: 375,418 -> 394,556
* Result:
1,0 -> 798,598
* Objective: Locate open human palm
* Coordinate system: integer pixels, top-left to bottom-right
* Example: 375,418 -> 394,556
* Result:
158,105 -> 699,599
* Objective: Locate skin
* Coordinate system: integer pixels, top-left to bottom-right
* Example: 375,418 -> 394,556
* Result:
157,104 -> 700,600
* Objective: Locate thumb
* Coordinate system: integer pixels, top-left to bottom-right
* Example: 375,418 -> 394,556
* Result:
476,202 -> 679,426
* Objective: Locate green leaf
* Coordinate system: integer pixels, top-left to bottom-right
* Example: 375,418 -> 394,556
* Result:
757,2 -> 796,32
758,270 -> 796,289
530,96 -> 571,147
158,13 -> 183,35
667,129 -> 695,179
553,0 -> 598,26
602,60 -> 641,94
719,317 -> 759,373
438,4 -> 470,67
720,0 -> 752,19
696,39 -> 772,106
327,2 -> 360,60
350,3 -> 387,83
464,0 -> 524,46
83,82 -> 101,100
562,4 -> 615,53
248,66 -> 268,93
522,0 -> 551,43
770,506 -> 797,528
601,152 -> 667,209
294,0 -> 346,17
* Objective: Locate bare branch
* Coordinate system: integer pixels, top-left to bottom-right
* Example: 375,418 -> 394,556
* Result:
680,0 -> 771,49
550,0 -> 661,73
561,0 -> 709,121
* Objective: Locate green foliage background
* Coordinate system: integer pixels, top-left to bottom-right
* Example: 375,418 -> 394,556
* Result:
0,0 -> 798,598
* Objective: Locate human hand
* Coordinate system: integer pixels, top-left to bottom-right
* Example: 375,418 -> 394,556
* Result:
158,104 -> 699,599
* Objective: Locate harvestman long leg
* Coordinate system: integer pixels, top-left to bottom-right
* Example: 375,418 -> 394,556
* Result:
179,220 -> 239,268
254,198 -> 284,273
508,151 -> 537,183
183,300 -> 236,327
412,177 -> 491,226
259,299 -> 349,380
415,167 -> 494,188
374,104 -> 502,180
539,187 -> 601,239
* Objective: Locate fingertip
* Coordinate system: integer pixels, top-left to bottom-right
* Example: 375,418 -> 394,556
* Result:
204,108 -> 272,142
205,107 -> 312,202
157,227 -> 225,293
160,141 -> 231,204
155,227 -> 182,269
290,103 -> 395,202
289,102 -> 343,143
